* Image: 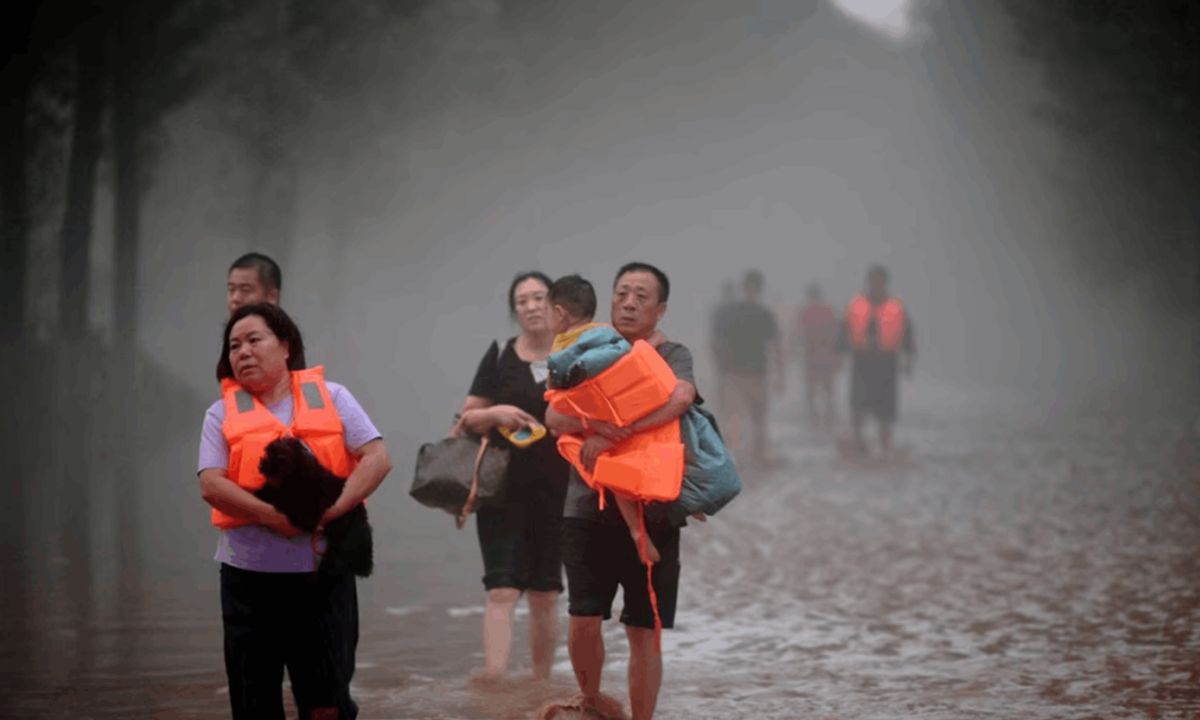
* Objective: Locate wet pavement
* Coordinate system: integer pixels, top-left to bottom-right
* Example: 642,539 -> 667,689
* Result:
3,379 -> 1198,718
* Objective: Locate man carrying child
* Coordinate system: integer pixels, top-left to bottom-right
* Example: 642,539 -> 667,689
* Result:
544,263 -> 697,720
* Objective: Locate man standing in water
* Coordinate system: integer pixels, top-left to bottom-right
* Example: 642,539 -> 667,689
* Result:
837,265 -> 915,457
718,270 -> 784,467
226,252 -> 282,316
709,280 -> 736,399
546,262 -> 697,720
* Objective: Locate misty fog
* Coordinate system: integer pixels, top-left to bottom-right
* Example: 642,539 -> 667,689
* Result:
5,0 -> 1198,717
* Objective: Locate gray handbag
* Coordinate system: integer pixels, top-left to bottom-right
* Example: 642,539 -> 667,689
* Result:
410,433 -> 510,528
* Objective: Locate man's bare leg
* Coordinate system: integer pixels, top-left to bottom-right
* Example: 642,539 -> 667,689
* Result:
527,590 -> 560,680
626,626 -> 663,720
568,616 -> 605,700
482,588 -> 520,676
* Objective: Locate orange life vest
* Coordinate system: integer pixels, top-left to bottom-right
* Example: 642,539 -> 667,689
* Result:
556,420 -> 685,507
546,340 -> 685,651
214,366 -> 356,529
545,340 -> 685,507
545,339 -> 678,427
846,295 -> 905,352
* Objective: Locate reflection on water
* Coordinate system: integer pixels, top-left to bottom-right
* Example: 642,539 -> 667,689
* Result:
4,380 -> 1199,718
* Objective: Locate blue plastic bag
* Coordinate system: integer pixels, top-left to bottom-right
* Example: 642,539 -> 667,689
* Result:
666,405 -> 742,525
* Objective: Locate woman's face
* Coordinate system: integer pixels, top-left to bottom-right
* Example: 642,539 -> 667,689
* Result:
228,314 -> 290,392
512,278 -> 550,334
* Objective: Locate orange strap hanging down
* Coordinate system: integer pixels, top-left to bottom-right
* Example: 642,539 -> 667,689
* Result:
636,502 -> 663,653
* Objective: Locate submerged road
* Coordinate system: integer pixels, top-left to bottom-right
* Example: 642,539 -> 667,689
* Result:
5,378 -> 1198,719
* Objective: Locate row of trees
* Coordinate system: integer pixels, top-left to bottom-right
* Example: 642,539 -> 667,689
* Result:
0,0 -> 435,676
1003,0 -> 1199,312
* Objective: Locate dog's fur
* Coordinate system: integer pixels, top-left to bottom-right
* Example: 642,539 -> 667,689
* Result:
256,437 -> 373,577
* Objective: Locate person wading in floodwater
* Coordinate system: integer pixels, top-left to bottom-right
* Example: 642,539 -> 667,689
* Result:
837,265 -> 915,458
793,282 -> 839,431
545,262 -> 699,720
717,270 -> 784,468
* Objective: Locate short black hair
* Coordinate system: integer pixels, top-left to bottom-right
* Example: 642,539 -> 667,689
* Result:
744,269 -> 764,293
613,262 -> 670,303
549,274 -> 597,320
216,302 -> 307,381
507,271 -> 553,317
229,252 -> 282,293
868,264 -> 889,282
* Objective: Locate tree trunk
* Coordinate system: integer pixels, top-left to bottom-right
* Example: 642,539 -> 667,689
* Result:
0,46 -> 33,680
0,62 -> 31,345
110,16 -> 142,597
59,26 -> 106,340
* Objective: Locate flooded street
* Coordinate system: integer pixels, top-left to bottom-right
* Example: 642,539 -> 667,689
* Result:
5,378 -> 1198,719
5,0 -> 1199,717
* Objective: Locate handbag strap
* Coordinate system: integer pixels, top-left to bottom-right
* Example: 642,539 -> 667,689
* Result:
455,435 -> 491,529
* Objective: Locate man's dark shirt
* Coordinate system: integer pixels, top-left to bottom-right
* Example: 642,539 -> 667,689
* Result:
716,301 -> 778,375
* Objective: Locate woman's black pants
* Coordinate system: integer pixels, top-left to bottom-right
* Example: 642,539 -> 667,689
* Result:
220,563 -> 358,719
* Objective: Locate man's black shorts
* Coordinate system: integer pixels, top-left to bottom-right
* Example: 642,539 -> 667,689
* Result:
850,351 -> 898,422
562,518 -> 680,629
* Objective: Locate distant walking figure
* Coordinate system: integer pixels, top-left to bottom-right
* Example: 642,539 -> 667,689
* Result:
836,265 -> 915,457
793,283 -> 839,430
716,270 -> 784,467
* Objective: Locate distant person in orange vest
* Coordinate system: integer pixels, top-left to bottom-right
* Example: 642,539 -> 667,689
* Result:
226,252 -> 282,316
718,270 -> 784,467
793,283 -> 839,430
836,265 -> 914,457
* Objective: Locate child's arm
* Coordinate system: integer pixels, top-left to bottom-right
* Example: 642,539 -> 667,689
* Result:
545,405 -> 586,436
614,495 -> 660,565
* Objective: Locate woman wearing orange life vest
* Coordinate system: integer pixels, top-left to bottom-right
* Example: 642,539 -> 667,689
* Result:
836,265 -> 915,457
197,303 -> 391,720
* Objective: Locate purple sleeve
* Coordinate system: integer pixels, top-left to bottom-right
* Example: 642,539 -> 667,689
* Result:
197,400 -> 229,473
328,382 -> 382,452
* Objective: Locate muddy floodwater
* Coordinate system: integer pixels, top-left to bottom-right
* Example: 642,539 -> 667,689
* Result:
4,379 -> 1198,719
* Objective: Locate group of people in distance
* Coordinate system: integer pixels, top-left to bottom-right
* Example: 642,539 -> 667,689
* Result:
711,264 -> 915,464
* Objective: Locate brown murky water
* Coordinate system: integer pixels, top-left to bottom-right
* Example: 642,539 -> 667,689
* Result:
4,381 -> 1199,718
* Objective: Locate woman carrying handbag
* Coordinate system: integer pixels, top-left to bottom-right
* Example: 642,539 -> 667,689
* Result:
452,271 -> 570,681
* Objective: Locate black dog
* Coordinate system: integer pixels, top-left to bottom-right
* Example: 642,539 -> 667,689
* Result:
256,437 -> 373,577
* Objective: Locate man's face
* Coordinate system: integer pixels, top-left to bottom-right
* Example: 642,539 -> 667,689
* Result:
611,270 -> 666,341
227,268 -> 278,316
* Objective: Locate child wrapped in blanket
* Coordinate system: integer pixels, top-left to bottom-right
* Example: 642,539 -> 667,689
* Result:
545,274 -> 671,563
